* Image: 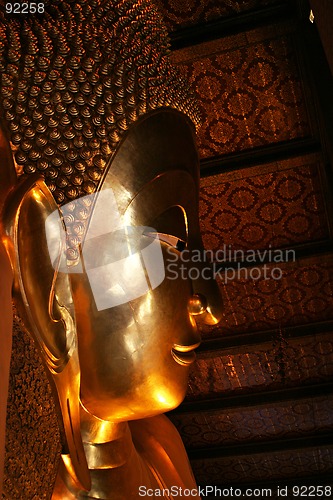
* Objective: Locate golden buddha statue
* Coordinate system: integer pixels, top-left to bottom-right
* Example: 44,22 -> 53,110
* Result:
0,1 -> 222,498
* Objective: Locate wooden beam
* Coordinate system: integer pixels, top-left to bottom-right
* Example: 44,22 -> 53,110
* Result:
207,241 -> 333,273
197,319 -> 333,352
188,433 -> 333,459
309,0 -> 333,78
294,0 -> 333,188
200,137 -> 320,177
169,382 -> 333,414
170,2 -> 293,50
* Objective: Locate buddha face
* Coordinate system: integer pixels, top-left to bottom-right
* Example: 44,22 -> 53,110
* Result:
61,110 -> 222,422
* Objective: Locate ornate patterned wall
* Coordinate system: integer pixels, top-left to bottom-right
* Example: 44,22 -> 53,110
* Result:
2,312 -> 61,499
163,0 -> 333,490
191,448 -> 333,485
187,331 -> 333,399
172,22 -> 314,158
197,255 -> 333,337
200,153 -> 330,252
170,396 -> 333,448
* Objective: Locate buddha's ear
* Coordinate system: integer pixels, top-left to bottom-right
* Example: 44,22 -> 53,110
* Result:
2,175 -> 91,492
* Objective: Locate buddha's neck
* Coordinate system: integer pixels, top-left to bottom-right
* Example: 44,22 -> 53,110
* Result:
55,405 -> 160,499
80,405 -> 134,468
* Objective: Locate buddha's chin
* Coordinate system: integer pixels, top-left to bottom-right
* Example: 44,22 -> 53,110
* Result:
81,376 -> 189,423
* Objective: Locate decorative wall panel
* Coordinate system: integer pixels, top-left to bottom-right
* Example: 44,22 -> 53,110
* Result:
199,255 -> 333,337
187,331 -> 333,400
170,397 -> 333,448
172,23 -> 313,158
155,0 -> 282,32
191,448 -> 333,485
200,153 -> 330,252
3,312 -> 61,499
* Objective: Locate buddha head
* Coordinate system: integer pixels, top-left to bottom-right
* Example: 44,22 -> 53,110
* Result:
0,0 -> 222,491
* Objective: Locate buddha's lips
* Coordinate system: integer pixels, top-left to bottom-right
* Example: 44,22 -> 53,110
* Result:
171,344 -> 199,366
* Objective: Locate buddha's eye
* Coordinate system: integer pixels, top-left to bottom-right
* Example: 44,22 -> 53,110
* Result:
176,239 -> 186,252
145,232 -> 186,252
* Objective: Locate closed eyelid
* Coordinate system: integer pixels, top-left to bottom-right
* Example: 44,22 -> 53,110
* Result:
145,232 -> 186,251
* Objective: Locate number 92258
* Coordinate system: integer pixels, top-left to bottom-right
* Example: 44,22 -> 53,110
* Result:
5,3 -> 45,14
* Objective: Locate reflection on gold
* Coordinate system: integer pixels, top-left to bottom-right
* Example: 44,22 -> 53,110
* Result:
136,292 -> 153,323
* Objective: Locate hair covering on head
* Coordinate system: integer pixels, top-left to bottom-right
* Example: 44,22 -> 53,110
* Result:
0,0 -> 200,205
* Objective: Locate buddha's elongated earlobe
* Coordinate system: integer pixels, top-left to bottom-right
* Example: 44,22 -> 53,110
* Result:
2,175 -> 91,492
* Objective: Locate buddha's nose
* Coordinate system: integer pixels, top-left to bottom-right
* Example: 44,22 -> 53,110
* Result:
188,275 -> 223,326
